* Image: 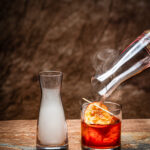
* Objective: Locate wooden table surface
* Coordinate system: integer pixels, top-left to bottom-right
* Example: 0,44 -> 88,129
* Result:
0,119 -> 150,150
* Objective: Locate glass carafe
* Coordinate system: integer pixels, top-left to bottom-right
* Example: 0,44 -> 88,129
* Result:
36,71 -> 68,150
92,30 -> 150,99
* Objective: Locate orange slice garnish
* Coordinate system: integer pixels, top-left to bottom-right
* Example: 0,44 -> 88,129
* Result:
84,102 -> 115,125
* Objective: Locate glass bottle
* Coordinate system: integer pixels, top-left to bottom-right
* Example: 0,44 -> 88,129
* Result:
37,71 -> 68,150
91,30 -> 150,99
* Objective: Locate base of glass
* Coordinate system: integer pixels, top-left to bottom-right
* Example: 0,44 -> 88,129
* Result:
36,144 -> 68,150
82,145 -> 121,150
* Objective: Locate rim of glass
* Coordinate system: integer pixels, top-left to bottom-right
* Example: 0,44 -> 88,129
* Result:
39,71 -> 62,77
82,101 -> 122,111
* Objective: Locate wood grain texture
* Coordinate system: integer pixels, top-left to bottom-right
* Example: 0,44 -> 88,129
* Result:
0,119 -> 150,150
0,0 -> 150,120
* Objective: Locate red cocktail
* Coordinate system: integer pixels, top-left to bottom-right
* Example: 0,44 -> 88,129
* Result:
81,101 -> 121,150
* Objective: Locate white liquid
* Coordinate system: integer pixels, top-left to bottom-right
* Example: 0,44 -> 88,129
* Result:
38,88 -> 67,145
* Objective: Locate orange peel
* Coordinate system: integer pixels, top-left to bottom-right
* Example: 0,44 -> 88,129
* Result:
84,102 -> 115,125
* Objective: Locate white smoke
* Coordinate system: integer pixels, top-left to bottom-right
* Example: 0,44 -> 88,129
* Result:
92,48 -> 119,75
91,48 -> 119,101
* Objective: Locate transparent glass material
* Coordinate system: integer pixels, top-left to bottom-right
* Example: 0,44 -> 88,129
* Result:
92,30 -> 150,98
36,71 -> 68,150
81,101 -> 122,150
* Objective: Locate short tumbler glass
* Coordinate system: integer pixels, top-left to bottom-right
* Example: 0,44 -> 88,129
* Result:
81,101 -> 122,150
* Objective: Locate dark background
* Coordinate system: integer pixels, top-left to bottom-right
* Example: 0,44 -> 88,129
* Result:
0,0 -> 150,120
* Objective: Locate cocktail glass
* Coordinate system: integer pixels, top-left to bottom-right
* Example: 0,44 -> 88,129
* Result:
81,101 -> 122,150
36,71 -> 68,150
